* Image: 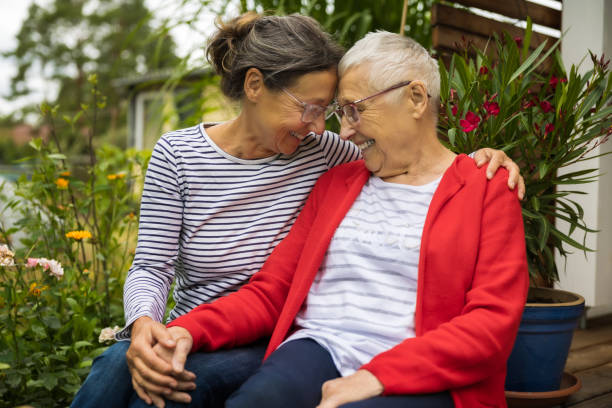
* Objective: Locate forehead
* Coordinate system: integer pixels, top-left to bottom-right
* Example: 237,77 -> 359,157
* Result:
289,68 -> 338,103
338,65 -> 371,104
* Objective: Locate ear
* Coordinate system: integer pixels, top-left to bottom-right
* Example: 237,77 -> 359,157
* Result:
244,67 -> 265,102
407,80 -> 429,119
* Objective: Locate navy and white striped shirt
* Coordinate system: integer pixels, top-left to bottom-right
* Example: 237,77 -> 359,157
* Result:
118,123 -> 359,339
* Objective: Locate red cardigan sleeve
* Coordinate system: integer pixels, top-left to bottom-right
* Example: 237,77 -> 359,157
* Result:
167,173 -> 327,352
360,170 -> 529,395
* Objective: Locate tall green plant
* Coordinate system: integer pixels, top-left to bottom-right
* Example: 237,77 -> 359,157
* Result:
438,25 -> 612,285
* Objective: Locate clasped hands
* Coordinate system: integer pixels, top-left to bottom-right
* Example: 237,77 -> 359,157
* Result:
125,317 -> 385,408
126,317 -> 195,408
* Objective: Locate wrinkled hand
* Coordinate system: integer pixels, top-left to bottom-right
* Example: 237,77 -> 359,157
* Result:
316,370 -> 383,408
473,148 -> 525,200
126,317 -> 181,405
143,326 -> 196,408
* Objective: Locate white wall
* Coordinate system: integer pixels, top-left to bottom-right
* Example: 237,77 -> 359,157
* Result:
557,0 -> 612,318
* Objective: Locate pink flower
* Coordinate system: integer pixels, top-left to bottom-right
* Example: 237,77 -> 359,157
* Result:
460,111 -> 481,132
25,257 -> 64,279
483,101 -> 500,116
452,105 -> 458,116
540,101 -> 554,113
545,123 -> 555,134
479,66 -> 489,75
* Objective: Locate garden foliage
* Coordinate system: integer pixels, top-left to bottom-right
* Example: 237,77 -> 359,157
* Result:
0,76 -> 151,407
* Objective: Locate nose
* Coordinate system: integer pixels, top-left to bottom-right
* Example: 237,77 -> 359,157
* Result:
308,114 -> 326,135
338,115 -> 356,140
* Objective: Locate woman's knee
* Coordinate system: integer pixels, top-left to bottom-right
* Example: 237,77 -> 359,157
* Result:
92,340 -> 131,371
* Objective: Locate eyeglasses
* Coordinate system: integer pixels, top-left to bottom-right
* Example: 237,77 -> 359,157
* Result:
281,88 -> 336,123
332,80 -> 417,125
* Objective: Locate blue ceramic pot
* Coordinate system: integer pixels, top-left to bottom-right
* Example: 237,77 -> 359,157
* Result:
505,287 -> 585,392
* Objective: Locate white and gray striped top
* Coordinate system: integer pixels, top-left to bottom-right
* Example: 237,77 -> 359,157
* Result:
117,123 -> 360,339
285,175 -> 441,375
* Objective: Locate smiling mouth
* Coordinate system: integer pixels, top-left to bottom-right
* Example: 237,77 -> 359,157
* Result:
291,131 -> 306,141
356,139 -> 375,150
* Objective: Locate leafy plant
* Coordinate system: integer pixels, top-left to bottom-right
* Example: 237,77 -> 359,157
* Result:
0,75 -> 151,407
438,22 -> 612,286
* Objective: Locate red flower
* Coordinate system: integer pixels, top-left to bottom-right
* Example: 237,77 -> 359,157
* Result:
545,123 -> 555,134
549,76 -> 567,89
479,66 -> 489,76
522,100 -> 536,110
452,105 -> 458,116
514,37 -> 523,48
460,111 -> 481,132
483,101 -> 500,116
540,100 -> 554,113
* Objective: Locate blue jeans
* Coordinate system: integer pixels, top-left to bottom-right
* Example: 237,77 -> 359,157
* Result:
71,339 -> 267,408
226,339 -> 455,408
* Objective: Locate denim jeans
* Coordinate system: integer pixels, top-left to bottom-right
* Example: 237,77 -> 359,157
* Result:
226,338 -> 455,408
71,339 -> 267,408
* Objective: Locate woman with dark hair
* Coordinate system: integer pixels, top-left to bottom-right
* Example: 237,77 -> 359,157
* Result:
71,12 -> 522,408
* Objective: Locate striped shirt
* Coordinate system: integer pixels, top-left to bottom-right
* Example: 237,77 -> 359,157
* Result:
117,123 -> 360,339
285,175 -> 441,375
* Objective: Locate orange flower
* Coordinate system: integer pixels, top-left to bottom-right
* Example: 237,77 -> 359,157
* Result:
60,171 -> 71,177
107,173 -> 126,181
55,178 -> 69,189
66,230 -> 92,240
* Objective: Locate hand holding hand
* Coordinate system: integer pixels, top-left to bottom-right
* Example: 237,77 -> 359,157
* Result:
316,370 -> 384,408
126,317 -> 179,405
143,326 -> 196,408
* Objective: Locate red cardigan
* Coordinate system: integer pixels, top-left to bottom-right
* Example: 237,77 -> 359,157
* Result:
169,155 -> 529,408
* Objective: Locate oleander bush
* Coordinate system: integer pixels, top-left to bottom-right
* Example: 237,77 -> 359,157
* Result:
438,22 -> 611,285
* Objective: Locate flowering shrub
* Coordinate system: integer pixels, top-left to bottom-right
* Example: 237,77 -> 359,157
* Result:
0,75 -> 151,407
438,24 -> 611,285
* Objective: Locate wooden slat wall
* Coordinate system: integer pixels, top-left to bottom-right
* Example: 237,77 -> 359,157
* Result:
451,0 -> 561,29
431,0 -> 561,74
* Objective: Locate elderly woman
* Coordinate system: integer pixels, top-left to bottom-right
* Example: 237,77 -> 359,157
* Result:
163,31 -> 529,408
72,12 -> 522,408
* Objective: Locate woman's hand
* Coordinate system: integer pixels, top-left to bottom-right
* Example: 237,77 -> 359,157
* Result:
473,148 -> 525,200
125,316 -> 181,405
142,326 -> 196,408
316,369 -> 384,408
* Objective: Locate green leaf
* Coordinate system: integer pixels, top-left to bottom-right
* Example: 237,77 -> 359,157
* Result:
509,40 -> 548,83
0,363 -> 10,370
538,162 -> 549,179
29,138 -> 43,151
47,153 -> 67,160
447,128 -> 456,145
74,340 -> 92,349
42,315 -> 62,330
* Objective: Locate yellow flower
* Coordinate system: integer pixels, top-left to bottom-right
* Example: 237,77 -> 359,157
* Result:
55,178 -> 69,189
28,282 -> 42,297
107,173 -> 126,181
66,230 -> 93,240
60,171 -> 71,177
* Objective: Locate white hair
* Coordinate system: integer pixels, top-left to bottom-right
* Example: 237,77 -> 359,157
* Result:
339,31 -> 440,110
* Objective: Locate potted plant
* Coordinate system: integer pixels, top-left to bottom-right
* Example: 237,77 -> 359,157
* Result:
436,22 -> 611,402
